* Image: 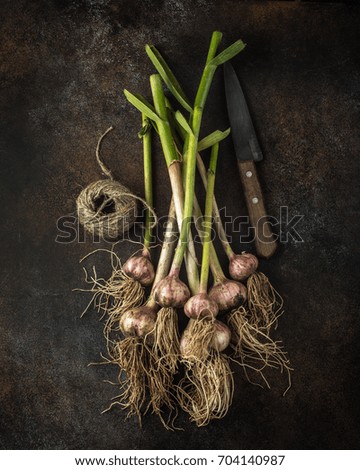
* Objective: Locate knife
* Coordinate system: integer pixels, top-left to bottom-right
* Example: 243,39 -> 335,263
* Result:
224,62 -> 277,259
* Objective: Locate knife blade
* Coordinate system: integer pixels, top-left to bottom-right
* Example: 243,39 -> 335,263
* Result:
224,61 -> 277,259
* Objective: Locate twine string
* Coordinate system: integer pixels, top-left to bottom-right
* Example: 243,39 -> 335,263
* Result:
96,126 -> 114,180
76,126 -> 158,238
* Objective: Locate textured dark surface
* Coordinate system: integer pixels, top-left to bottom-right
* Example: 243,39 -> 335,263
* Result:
1,0 -> 359,450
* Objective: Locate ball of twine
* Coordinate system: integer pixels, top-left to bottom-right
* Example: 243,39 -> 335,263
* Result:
76,126 -> 156,240
77,179 -> 138,239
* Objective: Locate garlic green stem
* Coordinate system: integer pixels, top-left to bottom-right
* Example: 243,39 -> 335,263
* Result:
168,163 -> 199,294
170,32 -> 223,274
142,114 -> 153,249
205,31 -> 223,64
170,128 -> 197,271
150,73 -> 184,238
196,153 -> 235,260
193,195 -> 225,283
175,138 -> 200,295
174,120 -> 234,260
199,143 -> 219,293
166,137 -> 200,295
172,135 -> 225,285
184,238 -> 200,295
168,104 -> 234,260
150,74 -> 179,167
167,161 -> 186,231
150,74 -> 199,294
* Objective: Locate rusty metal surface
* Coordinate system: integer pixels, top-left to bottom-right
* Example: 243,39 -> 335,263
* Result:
1,0 -> 359,449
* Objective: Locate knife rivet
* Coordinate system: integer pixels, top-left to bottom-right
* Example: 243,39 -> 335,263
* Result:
252,197 -> 259,204
246,171 -> 252,178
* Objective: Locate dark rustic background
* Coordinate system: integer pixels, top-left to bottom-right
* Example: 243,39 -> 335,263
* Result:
1,0 -> 359,450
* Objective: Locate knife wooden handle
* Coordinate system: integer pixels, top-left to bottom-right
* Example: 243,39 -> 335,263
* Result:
237,160 -> 277,259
